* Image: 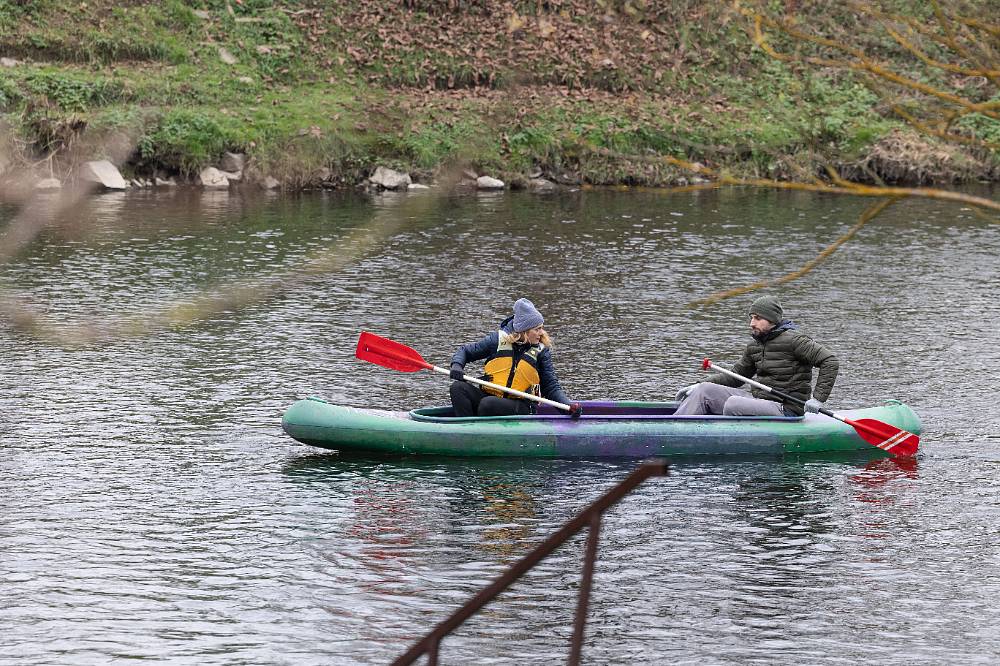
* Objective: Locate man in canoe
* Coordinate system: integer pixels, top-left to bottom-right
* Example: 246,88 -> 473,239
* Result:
673,295 -> 839,417
449,298 -> 582,418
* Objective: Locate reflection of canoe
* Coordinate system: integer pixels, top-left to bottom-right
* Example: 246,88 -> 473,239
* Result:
281,397 -> 921,458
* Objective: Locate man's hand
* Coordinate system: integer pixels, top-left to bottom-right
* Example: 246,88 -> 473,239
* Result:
450,365 -> 465,381
804,398 -> 824,414
569,402 -> 583,418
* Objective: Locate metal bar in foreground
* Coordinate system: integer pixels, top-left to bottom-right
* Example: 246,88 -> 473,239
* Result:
392,458 -> 669,666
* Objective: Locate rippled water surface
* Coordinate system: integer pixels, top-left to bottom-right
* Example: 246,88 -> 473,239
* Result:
2,186 -> 999,664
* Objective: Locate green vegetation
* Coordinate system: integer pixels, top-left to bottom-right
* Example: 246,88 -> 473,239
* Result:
0,1 -> 995,188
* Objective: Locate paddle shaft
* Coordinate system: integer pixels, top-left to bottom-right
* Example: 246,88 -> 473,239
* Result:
431,365 -> 572,412
356,331 -> 573,412
703,357 -> 918,457
704,359 -> 818,409
705,359 -> 878,434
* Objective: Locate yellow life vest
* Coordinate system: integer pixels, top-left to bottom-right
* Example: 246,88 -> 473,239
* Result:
482,331 -> 544,398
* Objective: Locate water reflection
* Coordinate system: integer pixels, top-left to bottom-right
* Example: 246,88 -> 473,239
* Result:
731,465 -> 836,540
847,456 -> 921,546
849,457 -> 920,504
723,460 -> 841,615
477,481 -> 539,559
3,186 -> 1000,665
282,453 -> 635,568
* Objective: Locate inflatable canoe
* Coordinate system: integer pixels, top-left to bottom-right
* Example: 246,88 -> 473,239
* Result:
281,397 -> 921,458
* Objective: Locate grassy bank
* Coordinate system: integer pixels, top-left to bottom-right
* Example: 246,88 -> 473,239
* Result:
1,1 -> 997,190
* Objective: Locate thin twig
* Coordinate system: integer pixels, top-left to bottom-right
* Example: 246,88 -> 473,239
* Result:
686,197 -> 899,307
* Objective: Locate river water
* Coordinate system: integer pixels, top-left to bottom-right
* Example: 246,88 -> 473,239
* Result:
1,186 -> 998,665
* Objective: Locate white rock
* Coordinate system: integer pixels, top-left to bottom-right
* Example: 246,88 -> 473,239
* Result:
199,167 -> 230,189
407,183 -> 431,190
261,176 -> 280,189
369,166 -> 411,190
1,57 -> 20,67
476,175 -> 505,190
81,160 -> 128,189
155,177 -> 176,187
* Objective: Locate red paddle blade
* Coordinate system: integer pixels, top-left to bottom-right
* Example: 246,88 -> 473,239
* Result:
356,332 -> 432,373
846,417 -> 920,457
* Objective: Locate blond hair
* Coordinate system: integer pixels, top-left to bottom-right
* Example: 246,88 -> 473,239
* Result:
501,329 -> 553,349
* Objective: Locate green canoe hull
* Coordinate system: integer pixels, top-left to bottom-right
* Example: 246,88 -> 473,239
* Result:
281,398 -> 922,458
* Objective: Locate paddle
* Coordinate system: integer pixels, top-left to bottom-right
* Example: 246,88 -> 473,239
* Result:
356,331 -> 575,413
701,358 -> 919,457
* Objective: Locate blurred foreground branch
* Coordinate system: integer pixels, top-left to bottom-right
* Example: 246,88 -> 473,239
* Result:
0,191 -> 410,348
687,197 -> 899,307
739,0 -> 1000,150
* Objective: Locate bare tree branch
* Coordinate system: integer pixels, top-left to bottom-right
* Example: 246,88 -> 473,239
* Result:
687,197 -> 899,308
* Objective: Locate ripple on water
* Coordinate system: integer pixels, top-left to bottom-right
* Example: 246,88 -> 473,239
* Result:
2,188 -> 999,664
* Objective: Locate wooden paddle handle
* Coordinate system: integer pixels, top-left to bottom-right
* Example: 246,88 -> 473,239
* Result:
431,365 -> 572,412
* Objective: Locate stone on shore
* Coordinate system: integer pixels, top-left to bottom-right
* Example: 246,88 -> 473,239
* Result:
199,167 -> 230,189
528,178 -> 557,192
370,166 -> 411,190
476,175 -> 505,190
81,160 -> 128,190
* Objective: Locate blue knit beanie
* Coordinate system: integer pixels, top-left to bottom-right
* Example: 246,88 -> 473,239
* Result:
512,298 -> 544,332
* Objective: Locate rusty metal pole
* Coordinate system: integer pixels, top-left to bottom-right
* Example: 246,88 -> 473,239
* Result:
568,512 -> 603,666
392,459 -> 669,666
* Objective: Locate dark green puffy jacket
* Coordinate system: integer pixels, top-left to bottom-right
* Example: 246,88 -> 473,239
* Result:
708,322 -> 838,416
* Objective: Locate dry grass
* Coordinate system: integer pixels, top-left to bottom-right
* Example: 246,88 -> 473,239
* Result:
841,129 -> 992,185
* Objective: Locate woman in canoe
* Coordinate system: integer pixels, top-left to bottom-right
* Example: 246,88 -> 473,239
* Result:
449,298 -> 582,418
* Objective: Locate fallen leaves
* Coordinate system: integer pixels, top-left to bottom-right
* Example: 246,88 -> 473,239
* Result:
282,3 -> 724,96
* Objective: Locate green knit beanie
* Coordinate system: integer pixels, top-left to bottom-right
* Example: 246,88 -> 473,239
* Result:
749,296 -> 783,324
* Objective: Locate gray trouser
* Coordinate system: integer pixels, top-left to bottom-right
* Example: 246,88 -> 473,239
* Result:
673,382 -> 787,416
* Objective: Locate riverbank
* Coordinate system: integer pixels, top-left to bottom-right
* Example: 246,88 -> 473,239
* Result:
1,2 -> 997,193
